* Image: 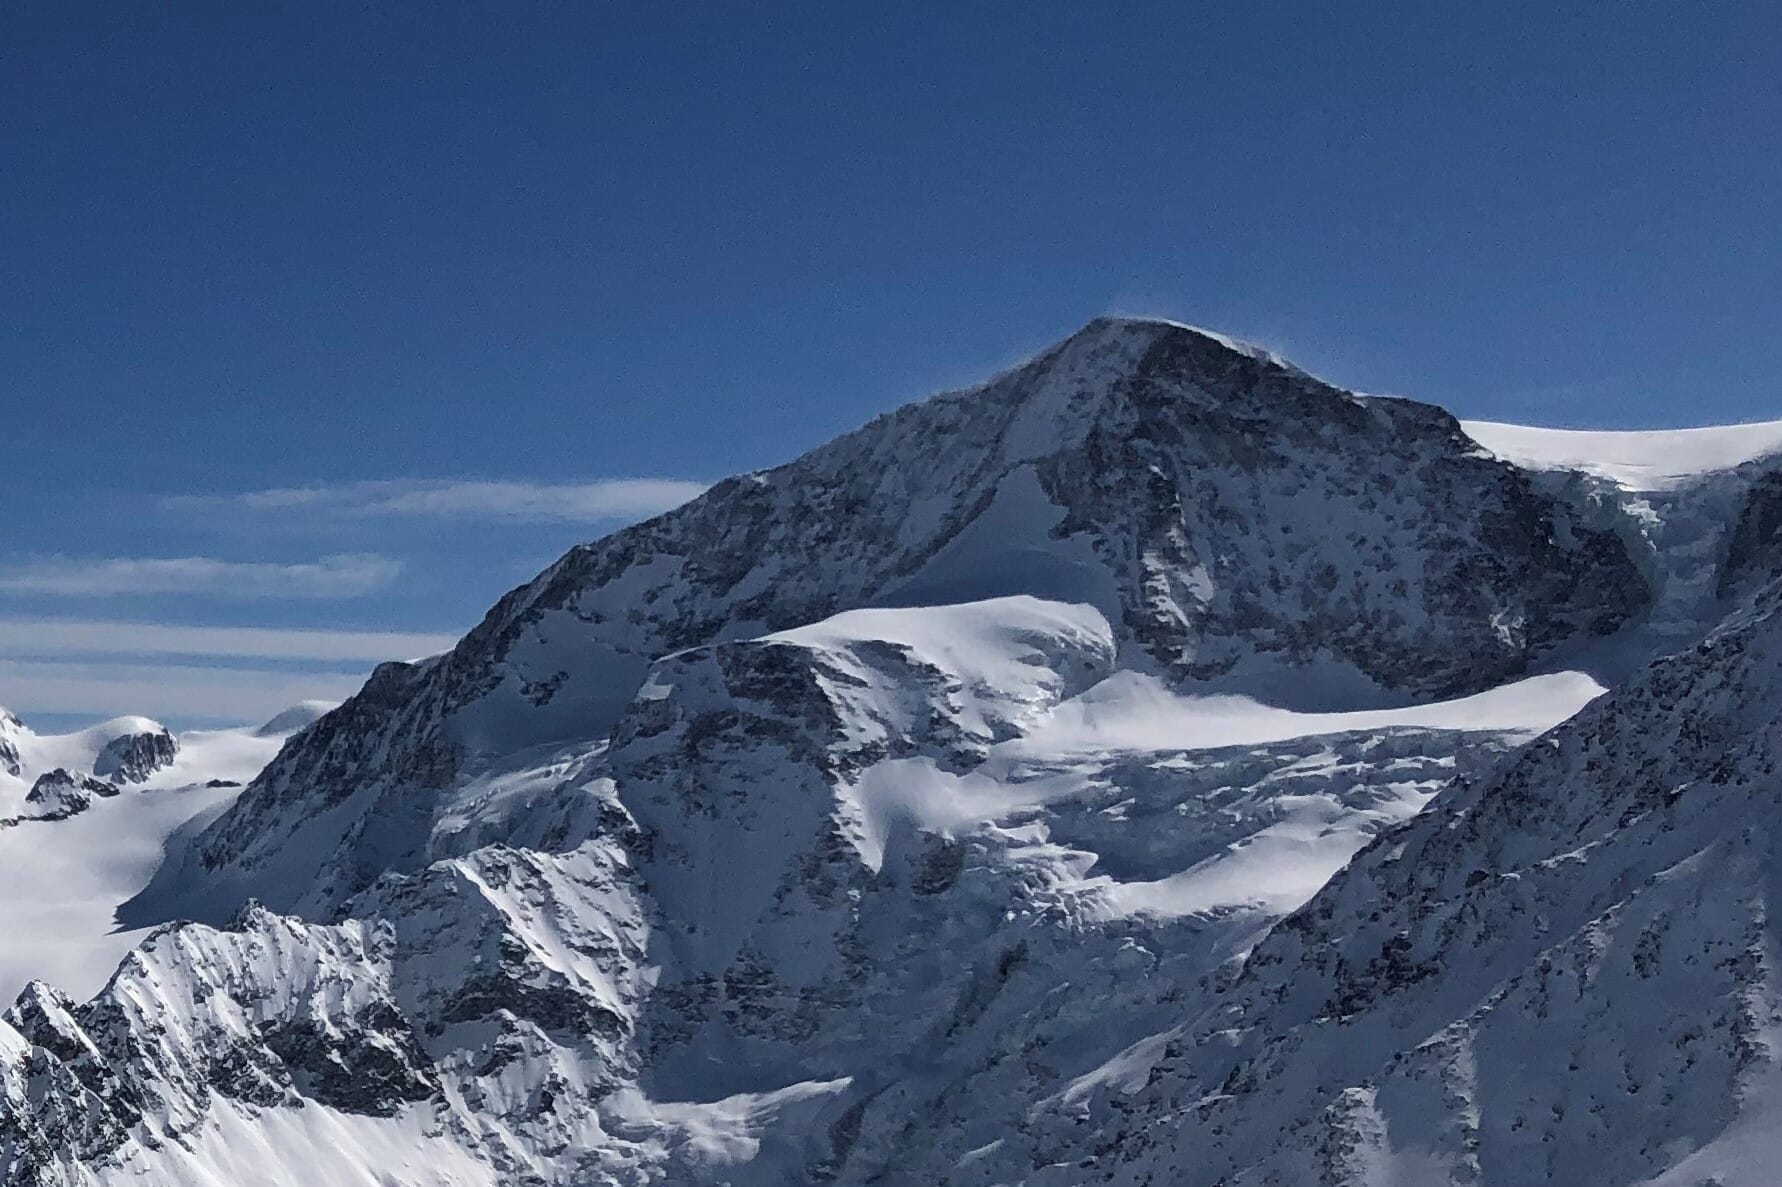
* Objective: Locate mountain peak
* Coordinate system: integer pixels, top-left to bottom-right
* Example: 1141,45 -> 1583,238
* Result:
1069,314 -> 1303,374
913,314 -> 1331,475
184,313 -> 1645,919
254,700 -> 337,738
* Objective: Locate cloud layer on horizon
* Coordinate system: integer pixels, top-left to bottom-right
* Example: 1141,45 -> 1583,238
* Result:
0,618 -> 463,725
0,657 -> 365,723
0,618 -> 457,662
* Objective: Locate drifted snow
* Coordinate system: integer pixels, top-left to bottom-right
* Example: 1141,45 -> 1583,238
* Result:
1001,666 -> 1603,757
253,699 -> 336,737
0,779 -> 241,1002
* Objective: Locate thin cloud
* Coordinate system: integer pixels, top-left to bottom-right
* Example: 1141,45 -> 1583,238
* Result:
168,477 -> 708,524
0,618 -> 456,662
0,554 -> 400,599
0,658 -> 366,722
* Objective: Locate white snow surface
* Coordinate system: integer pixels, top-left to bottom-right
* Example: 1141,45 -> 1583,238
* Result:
253,698 -> 336,737
0,705 -> 322,1002
0,594 -> 1575,1186
1462,417 -> 1782,490
1000,666 -> 1603,758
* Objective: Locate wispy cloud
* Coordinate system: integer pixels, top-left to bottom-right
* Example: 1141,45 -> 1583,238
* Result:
0,618 -> 456,662
0,658 -> 366,722
0,617 -> 453,726
0,554 -> 401,599
168,477 -> 708,524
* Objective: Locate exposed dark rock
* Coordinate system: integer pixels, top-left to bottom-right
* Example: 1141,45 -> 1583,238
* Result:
0,710 -> 22,778
23,769 -> 120,820
258,1003 -> 439,1117
92,728 -> 178,784
1718,469 -> 1782,597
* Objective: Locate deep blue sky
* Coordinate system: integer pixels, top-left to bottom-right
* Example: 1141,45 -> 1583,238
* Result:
3,3 -> 1779,725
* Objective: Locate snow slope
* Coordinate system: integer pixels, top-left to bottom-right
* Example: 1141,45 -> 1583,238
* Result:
1035,577 -> 1782,1187
0,706 -> 332,1003
1463,418 -> 1782,490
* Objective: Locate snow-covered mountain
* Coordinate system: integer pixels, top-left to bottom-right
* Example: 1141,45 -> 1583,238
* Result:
185,316 -> 1642,919
6,316 -> 1782,1186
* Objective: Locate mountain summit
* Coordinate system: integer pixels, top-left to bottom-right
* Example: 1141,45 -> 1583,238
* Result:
187,316 -> 1642,916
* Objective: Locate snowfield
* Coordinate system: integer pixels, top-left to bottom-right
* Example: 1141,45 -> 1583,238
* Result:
1462,417 -> 1782,490
0,707 -> 330,1003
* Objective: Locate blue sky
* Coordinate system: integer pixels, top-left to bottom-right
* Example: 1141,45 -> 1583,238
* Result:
3,3 -> 1778,727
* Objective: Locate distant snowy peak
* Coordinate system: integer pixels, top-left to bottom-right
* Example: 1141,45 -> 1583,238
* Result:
92,727 -> 178,784
1463,417 -> 1782,490
0,700 -> 347,1016
253,699 -> 335,738
0,715 -> 169,802
0,704 -> 325,818
20,769 -> 119,822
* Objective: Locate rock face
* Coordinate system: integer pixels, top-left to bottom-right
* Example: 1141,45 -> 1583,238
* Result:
0,841 -> 648,1187
91,729 -> 178,785
15,316 -> 1782,1187
0,711 -> 23,779
1720,470 -> 1782,597
191,317 -> 1645,917
1014,578 -> 1782,1187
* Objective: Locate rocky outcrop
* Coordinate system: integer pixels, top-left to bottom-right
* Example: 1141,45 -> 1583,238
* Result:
91,728 -> 177,785
17,770 -> 120,822
0,840 -> 649,1185
1719,468 -> 1782,597
0,710 -> 22,779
